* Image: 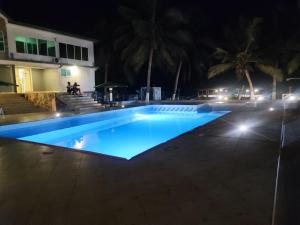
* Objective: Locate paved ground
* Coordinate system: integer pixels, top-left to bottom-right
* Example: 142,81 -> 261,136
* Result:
276,108 -> 300,225
0,105 -> 282,225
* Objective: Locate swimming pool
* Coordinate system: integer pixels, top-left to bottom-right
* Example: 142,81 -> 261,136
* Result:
0,105 -> 229,159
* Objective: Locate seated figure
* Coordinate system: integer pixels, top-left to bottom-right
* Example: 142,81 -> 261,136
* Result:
66,82 -> 73,94
73,82 -> 82,96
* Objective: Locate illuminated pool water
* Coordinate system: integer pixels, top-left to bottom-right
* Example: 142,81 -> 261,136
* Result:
0,105 -> 229,159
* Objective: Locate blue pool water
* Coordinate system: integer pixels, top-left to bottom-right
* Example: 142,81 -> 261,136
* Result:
0,105 -> 229,159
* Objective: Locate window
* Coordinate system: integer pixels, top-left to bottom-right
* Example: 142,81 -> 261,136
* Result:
82,47 -> 88,61
0,31 -> 4,52
75,46 -> 81,60
15,36 -> 38,55
26,38 -> 37,54
60,68 -> 71,77
38,39 -> 47,56
67,44 -> 74,59
47,41 -> 56,57
59,43 -> 67,58
16,36 -> 26,53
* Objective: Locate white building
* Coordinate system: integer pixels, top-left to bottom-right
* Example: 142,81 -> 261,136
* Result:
0,10 -> 97,93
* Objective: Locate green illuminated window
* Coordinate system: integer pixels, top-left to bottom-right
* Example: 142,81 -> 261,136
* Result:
47,41 -> 56,57
60,68 -> 71,77
0,31 -> 4,52
26,38 -> 37,54
15,36 -> 37,54
16,35 -> 26,53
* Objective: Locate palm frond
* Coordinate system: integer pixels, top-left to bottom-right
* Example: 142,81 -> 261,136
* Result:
256,63 -> 284,82
246,17 -> 263,44
287,53 -> 300,75
208,63 -> 233,79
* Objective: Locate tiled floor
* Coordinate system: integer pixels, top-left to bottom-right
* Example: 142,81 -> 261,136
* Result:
0,107 -> 283,225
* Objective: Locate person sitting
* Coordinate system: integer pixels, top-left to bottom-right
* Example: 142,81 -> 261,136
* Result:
73,82 -> 82,96
66,82 -> 73,94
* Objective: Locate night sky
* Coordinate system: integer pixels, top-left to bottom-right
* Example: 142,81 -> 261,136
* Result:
1,0 -> 299,95
1,0 -> 298,39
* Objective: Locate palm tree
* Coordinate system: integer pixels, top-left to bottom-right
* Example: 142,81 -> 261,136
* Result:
208,18 -> 283,100
287,33 -> 300,76
115,2 -> 190,102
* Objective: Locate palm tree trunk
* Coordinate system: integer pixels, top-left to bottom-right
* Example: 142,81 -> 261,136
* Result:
238,85 -> 244,100
145,47 -> 154,102
145,0 -> 157,103
172,60 -> 182,101
245,69 -> 255,100
104,62 -> 108,83
272,76 -> 276,100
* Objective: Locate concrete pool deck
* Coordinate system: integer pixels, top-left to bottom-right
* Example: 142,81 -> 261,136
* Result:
0,104 -> 285,225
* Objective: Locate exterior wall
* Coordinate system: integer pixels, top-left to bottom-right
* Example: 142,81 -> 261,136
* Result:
0,16 -> 8,59
31,68 -> 45,91
42,67 -> 95,92
6,23 -> 94,67
0,65 -> 14,92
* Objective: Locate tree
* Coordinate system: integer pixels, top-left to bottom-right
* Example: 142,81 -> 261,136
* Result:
208,18 -> 283,100
115,1 -> 190,102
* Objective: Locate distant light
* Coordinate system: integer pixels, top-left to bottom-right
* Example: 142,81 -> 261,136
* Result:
269,107 -> 274,111
219,88 -> 223,92
246,89 -> 250,93
257,96 -> 265,101
216,101 -> 224,104
288,95 -> 296,101
55,113 -> 61,117
224,96 -> 228,101
121,105 -> 125,108
254,89 -> 259,93
238,124 -> 249,132
215,90 -> 219,93
218,95 -> 223,100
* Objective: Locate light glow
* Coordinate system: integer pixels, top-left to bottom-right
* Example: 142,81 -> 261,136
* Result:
238,124 -> 249,132
288,95 -> 296,101
257,96 -> 265,101
269,107 -> 274,111
246,89 -> 250,93
55,113 -> 61,117
254,89 -> 259,93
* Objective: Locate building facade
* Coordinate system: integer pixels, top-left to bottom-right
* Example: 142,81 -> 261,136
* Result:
0,11 -> 96,93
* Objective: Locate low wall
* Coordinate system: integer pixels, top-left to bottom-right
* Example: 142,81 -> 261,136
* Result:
24,92 -> 58,112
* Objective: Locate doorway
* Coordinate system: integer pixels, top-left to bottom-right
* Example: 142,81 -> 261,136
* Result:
15,68 -> 32,93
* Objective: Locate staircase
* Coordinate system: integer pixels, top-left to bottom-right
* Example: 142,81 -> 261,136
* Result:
0,93 -> 48,115
57,93 -> 103,113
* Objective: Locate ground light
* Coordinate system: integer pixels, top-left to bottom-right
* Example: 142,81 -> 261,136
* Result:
238,124 -> 249,133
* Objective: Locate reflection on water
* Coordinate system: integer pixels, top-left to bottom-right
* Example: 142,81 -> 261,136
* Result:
74,137 -> 85,149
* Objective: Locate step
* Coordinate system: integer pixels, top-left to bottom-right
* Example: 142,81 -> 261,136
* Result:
72,103 -> 102,109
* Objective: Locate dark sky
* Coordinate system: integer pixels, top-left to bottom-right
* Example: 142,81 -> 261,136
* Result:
0,0 -> 298,39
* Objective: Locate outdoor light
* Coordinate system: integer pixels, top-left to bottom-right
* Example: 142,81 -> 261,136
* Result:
254,89 -> 259,93
215,90 -> 219,93
238,124 -> 249,133
224,96 -> 228,101
246,89 -> 250,93
55,113 -> 61,117
269,107 -> 275,111
219,88 -> 223,92
218,95 -> 224,100
288,95 -> 296,101
257,96 -> 265,101
121,105 -> 125,108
